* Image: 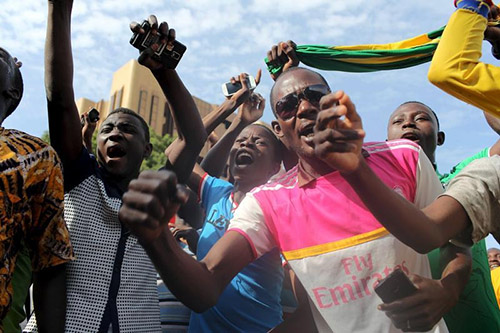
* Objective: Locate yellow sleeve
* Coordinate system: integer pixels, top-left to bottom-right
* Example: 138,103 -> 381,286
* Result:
490,267 -> 500,309
428,9 -> 500,117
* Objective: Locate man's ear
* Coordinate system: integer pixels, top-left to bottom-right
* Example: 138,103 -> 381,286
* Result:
437,131 -> 445,146
271,120 -> 284,138
4,87 -> 21,102
143,143 -> 153,159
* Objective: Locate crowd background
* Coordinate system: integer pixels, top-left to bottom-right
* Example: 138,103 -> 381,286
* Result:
2,0 -> 500,253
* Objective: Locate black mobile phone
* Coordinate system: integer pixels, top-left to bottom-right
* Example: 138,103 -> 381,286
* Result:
129,20 -> 187,69
88,108 -> 100,123
81,108 -> 100,127
374,269 -> 417,303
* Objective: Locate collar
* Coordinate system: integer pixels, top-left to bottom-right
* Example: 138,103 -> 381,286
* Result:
297,148 -> 370,187
229,192 -> 239,213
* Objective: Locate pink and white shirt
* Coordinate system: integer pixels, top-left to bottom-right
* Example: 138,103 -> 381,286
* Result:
228,140 -> 447,333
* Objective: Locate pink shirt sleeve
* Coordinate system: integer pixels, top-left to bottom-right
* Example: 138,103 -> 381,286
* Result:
228,193 -> 277,259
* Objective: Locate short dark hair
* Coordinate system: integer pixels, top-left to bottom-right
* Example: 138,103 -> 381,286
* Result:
269,67 -> 330,118
107,107 -> 150,142
399,101 -> 440,130
5,65 -> 23,118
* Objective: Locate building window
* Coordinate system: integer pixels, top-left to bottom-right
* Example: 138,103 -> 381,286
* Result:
138,90 -> 148,118
163,102 -> 174,136
115,87 -> 124,109
150,95 -> 159,129
109,92 -> 116,111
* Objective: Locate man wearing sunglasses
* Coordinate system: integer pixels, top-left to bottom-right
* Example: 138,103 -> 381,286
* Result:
119,67 -> 448,332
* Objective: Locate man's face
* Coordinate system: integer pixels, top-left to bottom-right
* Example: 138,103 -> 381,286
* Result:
96,112 -> 151,178
272,70 -> 329,161
387,103 -> 443,161
488,249 -> 500,270
228,124 -> 280,185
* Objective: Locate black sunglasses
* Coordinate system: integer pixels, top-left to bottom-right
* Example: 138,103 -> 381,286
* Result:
275,84 -> 331,120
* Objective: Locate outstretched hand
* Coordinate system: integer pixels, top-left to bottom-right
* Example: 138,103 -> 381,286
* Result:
378,274 -> 458,332
119,170 -> 189,245
130,15 -> 176,71
237,92 -> 265,125
266,40 -> 299,81
312,91 -> 365,174
228,70 -> 261,104
81,111 -> 97,146
227,71 -> 264,124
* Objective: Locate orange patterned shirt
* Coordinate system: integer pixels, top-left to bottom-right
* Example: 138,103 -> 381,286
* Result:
0,128 -> 74,322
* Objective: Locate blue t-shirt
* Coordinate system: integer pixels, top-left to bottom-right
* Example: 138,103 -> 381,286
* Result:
188,175 -> 284,332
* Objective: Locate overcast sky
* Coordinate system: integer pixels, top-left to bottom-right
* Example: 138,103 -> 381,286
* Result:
2,0 -> 499,247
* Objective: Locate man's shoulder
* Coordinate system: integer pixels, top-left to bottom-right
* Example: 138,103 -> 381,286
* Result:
364,139 -> 422,169
363,139 -> 421,155
251,166 -> 299,196
3,128 -> 52,153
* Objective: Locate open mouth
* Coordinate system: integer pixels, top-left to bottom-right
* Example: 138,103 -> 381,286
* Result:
107,145 -> 126,158
235,151 -> 254,166
401,132 -> 420,142
299,123 -> 315,138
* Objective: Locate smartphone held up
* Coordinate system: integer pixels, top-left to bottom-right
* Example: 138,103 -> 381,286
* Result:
130,20 -> 187,69
221,75 -> 257,97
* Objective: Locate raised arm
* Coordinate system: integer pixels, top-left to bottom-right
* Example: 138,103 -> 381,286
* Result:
165,72 -> 260,192
45,0 -> 83,165
119,170 -> 254,312
130,15 -> 206,184
201,89 -> 265,178
428,3 -> 500,117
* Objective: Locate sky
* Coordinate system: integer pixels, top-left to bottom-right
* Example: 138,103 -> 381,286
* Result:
1,0 -> 499,248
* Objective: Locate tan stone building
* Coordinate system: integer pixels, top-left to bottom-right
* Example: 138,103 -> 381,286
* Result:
76,59 -> 234,156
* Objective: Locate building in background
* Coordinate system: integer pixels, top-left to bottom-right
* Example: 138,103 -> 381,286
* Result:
76,59 -> 233,156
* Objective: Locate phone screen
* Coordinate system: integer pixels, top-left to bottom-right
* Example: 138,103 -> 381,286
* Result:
224,82 -> 243,96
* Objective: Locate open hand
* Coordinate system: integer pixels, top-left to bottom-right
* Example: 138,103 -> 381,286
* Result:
312,91 -> 365,174
237,92 -> 265,125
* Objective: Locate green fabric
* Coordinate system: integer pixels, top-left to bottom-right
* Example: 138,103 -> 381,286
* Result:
439,147 -> 490,185
3,245 -> 31,333
428,149 -> 500,333
265,27 -> 445,74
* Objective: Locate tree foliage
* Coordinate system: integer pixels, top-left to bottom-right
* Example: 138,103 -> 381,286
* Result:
141,129 -> 175,171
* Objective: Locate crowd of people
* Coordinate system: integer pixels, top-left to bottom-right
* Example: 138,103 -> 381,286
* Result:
2,0 -> 500,332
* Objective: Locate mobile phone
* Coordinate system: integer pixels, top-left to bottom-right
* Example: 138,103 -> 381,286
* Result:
221,75 -> 257,97
130,20 -> 187,69
374,269 -> 417,303
88,108 -> 100,123
81,108 -> 100,127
